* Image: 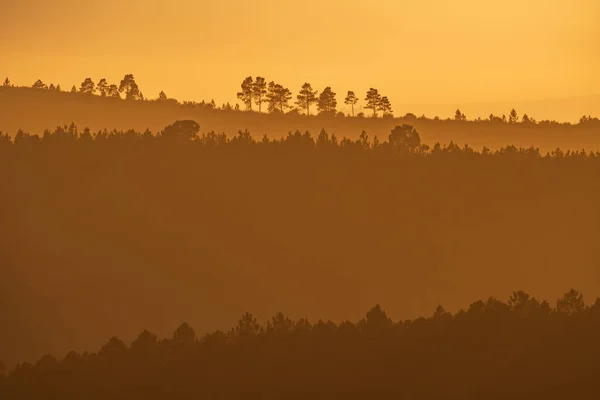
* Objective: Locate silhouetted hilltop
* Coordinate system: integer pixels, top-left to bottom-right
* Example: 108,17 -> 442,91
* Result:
1,290 -> 599,399
1,82 -> 599,153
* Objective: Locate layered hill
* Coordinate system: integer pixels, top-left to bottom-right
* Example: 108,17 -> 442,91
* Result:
1,86 -> 599,153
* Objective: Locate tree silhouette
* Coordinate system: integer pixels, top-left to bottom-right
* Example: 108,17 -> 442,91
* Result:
389,124 -> 421,152
70,85 -> 77,93
266,81 -> 293,113
509,108 -> 519,123
357,130 -> 369,150
344,91 -> 358,117
267,312 -> 294,333
455,109 -> 466,121
131,329 -> 158,353
252,77 -> 268,112
97,78 -> 109,96
361,304 -> 393,332
364,88 -> 381,117
235,312 -> 262,339
522,113 -> 535,124
172,322 -> 196,346
48,83 -> 56,91
296,82 -> 318,115
79,78 -> 96,95
236,76 -> 254,110
378,96 -> 393,117
55,84 -> 61,92
556,289 -> 585,316
32,79 -> 47,90
317,86 -> 337,115
119,74 -> 141,100
108,84 -> 120,98
2,77 -> 11,87
158,91 -> 168,101
160,120 -> 200,141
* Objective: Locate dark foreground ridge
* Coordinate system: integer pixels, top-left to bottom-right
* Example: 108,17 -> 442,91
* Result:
0,290 -> 598,399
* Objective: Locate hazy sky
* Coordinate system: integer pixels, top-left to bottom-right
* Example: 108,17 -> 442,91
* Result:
2,0 -> 599,109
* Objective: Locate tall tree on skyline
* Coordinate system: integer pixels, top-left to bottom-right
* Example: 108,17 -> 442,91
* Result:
317,87 -> 337,115
3,77 -> 12,87
364,88 -> 381,117
252,77 -> 268,113
80,78 -> 96,95
509,108 -> 519,123
296,82 -> 318,115
266,81 -> 293,113
455,109 -> 466,121
32,79 -> 47,90
108,84 -> 120,98
158,91 -> 168,101
344,91 -> 358,117
119,74 -> 141,100
97,79 -> 109,96
378,96 -> 392,117
237,77 -> 254,111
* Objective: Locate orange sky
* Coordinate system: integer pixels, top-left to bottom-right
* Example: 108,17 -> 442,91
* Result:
2,0 -> 599,116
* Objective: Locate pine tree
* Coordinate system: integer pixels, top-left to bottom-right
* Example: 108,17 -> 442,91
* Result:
119,74 -> 141,100
97,79 -> 109,96
32,79 -> 48,90
317,87 -> 337,114
295,82 -> 318,115
108,84 -> 120,98
252,77 -> 267,112
378,96 -> 393,117
364,88 -> 382,117
158,91 -> 167,101
236,77 -> 254,110
344,91 -> 358,117
455,109 -> 466,121
266,81 -> 293,113
80,78 -> 96,94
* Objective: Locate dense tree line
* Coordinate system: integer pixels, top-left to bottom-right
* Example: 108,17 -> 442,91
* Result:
4,74 -> 598,125
0,289 -> 599,399
2,119 -> 600,159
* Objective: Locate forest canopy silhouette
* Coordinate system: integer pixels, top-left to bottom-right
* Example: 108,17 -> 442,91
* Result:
1,289 -> 599,399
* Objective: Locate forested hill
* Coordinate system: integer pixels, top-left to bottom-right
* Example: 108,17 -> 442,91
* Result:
1,290 -> 600,400
1,85 -> 599,153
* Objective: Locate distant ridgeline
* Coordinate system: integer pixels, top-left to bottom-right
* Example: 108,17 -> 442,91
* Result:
2,75 -> 600,154
1,75 -> 599,123
1,119 -> 600,160
0,289 -> 599,399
